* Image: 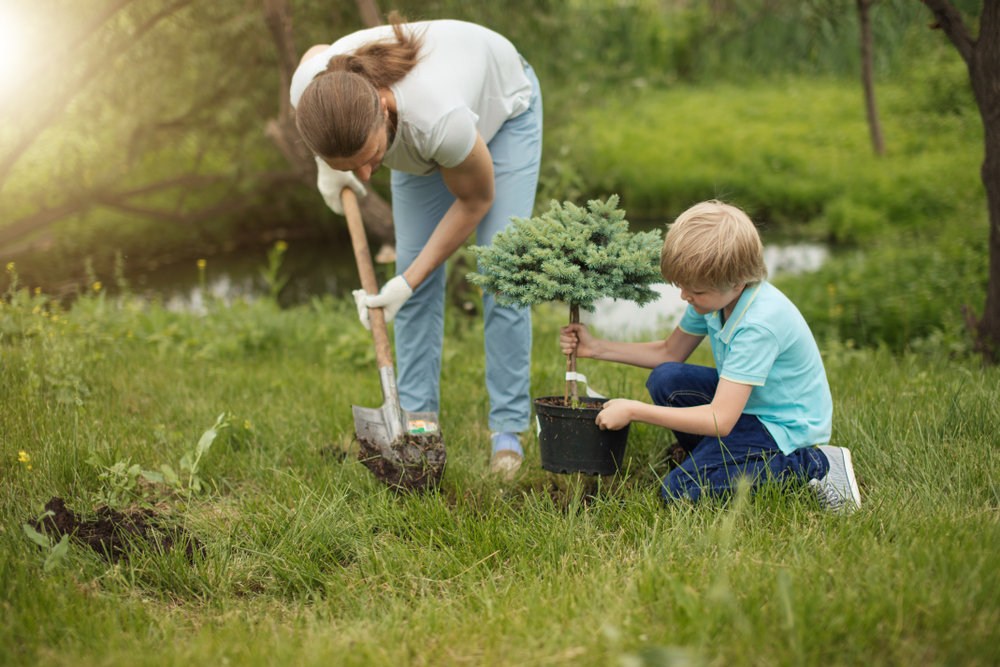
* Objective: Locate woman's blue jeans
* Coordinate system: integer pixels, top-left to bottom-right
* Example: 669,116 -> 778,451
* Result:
388,63 -> 543,435
647,362 -> 829,503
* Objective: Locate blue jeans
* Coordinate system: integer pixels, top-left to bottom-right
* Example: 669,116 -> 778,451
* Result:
389,62 -> 543,435
647,362 -> 829,503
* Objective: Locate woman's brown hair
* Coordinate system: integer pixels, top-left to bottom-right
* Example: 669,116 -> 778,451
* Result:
295,12 -> 424,159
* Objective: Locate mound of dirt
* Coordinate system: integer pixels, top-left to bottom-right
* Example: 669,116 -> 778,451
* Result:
32,497 -> 203,563
357,433 -> 446,492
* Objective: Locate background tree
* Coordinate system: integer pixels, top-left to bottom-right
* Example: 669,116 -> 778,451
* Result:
263,0 -> 397,258
920,0 -> 1000,360
468,196 -> 662,402
857,0 -> 886,155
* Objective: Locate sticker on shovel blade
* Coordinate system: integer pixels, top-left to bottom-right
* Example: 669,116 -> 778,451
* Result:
408,420 -> 438,434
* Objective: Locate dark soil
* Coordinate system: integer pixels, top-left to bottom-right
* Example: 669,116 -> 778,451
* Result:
535,397 -> 606,409
31,497 -> 203,563
357,432 -> 447,492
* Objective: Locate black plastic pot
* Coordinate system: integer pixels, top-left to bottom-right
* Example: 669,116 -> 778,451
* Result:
533,396 -> 630,475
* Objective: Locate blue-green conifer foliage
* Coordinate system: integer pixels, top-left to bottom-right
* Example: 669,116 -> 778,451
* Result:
468,196 -> 663,311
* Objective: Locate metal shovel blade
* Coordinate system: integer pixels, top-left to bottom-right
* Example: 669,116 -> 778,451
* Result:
353,402 -> 447,492
350,357 -> 446,492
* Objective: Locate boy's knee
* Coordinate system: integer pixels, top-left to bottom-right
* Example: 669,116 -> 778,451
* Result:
646,362 -> 687,406
661,467 -> 697,503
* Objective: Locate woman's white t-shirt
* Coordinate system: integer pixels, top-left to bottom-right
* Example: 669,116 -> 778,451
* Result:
290,20 -> 533,176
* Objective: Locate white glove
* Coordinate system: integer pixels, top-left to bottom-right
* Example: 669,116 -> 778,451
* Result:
352,275 -> 413,330
316,157 -> 367,215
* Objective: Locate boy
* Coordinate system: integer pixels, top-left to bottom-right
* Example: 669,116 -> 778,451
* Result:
559,201 -> 861,512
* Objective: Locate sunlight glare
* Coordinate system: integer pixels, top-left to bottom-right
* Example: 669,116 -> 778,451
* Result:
0,7 -> 30,99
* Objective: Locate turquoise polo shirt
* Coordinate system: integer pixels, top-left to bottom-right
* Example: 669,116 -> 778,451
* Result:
677,281 -> 832,454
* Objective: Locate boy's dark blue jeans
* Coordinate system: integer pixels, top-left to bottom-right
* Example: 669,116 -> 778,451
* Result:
646,362 -> 830,503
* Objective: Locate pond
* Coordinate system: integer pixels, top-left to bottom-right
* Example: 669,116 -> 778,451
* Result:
131,233 -> 828,339
585,242 -> 829,340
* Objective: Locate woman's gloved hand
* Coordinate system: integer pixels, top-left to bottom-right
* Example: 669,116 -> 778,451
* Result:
352,275 -> 413,330
316,157 -> 367,215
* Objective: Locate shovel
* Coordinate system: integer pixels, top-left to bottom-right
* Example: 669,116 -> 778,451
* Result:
342,187 -> 447,491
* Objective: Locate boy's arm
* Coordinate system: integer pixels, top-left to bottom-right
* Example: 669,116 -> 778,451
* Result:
596,379 -> 753,436
560,324 -> 704,369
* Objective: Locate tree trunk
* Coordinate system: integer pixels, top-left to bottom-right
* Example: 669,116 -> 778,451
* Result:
355,0 -> 383,28
565,304 -> 580,403
857,0 -> 886,156
921,0 -> 1000,362
261,0 -> 396,253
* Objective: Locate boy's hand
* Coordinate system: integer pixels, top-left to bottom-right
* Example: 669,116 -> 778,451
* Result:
560,323 -> 600,358
596,398 -> 637,431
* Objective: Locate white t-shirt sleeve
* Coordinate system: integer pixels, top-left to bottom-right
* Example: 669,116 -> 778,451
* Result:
423,107 -> 479,168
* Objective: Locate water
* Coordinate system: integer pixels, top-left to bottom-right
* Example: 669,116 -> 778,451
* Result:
583,243 -> 829,340
132,237 -> 828,332
130,239 -> 365,312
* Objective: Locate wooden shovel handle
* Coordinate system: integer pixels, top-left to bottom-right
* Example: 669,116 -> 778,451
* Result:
342,188 -> 393,371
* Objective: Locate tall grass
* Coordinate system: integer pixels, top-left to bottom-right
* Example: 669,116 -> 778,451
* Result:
2,273 -> 999,666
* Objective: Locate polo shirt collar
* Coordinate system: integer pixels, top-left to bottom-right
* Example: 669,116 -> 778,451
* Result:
714,282 -> 763,344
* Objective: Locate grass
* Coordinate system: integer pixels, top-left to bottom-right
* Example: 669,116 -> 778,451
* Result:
2,280 -> 999,666
545,77 -> 984,243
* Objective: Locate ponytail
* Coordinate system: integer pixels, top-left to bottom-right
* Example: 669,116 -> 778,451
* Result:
295,12 -> 424,159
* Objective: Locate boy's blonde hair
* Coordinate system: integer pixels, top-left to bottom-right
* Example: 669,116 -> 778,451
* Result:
660,200 -> 768,290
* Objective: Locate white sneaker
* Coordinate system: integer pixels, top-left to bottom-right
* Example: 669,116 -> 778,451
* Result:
809,446 -> 861,514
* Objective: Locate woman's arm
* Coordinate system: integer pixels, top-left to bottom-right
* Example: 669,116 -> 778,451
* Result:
400,131 -> 495,289
596,379 -> 753,436
561,324 -> 704,369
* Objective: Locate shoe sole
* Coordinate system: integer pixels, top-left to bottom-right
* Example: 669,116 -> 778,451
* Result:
840,447 -> 862,510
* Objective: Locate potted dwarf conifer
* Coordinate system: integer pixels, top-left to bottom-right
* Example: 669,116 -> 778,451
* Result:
469,196 -> 662,475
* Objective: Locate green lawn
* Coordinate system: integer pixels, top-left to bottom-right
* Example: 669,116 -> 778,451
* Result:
546,79 -> 985,243
3,284 -> 999,666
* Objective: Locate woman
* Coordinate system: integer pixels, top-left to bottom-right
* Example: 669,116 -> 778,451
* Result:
291,15 -> 542,478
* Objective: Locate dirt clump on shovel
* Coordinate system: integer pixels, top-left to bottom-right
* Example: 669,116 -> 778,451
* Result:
31,497 -> 203,563
357,433 -> 447,492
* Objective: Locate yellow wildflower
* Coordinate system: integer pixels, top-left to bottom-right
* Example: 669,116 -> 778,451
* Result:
6,262 -> 13,272
127,330 -> 133,338
827,284 -> 836,296
244,420 -> 251,429
197,259 -> 207,269
34,287 -> 41,295
93,282 -> 102,292
32,305 -> 40,314
275,240 -> 288,252
18,451 -> 30,463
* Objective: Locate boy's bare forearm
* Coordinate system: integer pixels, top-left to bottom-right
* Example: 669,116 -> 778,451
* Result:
628,402 -> 737,436
601,380 -> 752,437
589,328 -> 703,369
589,339 -> 674,369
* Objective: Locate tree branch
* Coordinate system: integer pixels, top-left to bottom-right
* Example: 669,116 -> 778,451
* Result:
355,0 -> 383,28
921,0 -> 976,65
0,0 -> 137,118
0,0 -> 195,190
0,171 -> 298,246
